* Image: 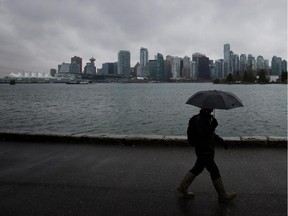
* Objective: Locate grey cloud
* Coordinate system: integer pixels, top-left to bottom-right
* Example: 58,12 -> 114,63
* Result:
0,0 -> 286,76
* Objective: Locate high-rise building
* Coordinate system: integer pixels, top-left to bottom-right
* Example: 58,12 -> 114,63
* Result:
71,56 -> 82,73
214,59 -> 224,79
224,43 -> 230,74
155,53 -> 164,81
256,56 -> 265,71
164,55 -> 173,80
198,55 -> 210,80
182,56 -> 191,79
118,50 -> 131,77
239,54 -> 247,72
271,56 -> 282,75
59,62 -> 71,73
148,60 -> 157,79
139,48 -> 149,77
140,48 -> 148,67
171,56 -> 181,79
84,57 -> 96,75
102,62 -> 117,75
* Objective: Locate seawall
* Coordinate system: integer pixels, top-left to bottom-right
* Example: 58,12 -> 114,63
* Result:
0,132 -> 286,148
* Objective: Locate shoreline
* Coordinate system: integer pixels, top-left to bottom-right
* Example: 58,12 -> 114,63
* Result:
0,131 -> 286,148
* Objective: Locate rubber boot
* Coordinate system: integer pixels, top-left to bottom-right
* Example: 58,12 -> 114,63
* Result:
177,172 -> 196,198
213,177 -> 237,202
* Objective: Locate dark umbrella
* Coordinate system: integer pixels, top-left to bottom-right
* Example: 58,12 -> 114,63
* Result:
186,90 -> 244,110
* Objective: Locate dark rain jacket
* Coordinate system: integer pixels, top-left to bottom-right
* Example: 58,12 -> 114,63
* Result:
187,109 -> 225,158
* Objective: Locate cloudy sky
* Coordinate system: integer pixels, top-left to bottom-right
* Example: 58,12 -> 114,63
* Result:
0,0 -> 287,76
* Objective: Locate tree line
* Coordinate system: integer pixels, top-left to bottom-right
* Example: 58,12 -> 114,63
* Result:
213,70 -> 288,84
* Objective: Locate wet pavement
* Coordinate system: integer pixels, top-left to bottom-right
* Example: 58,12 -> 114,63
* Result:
0,141 -> 286,216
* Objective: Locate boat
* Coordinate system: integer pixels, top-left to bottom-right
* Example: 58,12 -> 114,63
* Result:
66,80 -> 89,84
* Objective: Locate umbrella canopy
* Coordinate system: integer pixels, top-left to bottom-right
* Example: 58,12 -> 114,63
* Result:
186,90 -> 244,110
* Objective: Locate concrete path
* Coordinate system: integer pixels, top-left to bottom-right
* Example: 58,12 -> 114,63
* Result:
0,141 -> 286,216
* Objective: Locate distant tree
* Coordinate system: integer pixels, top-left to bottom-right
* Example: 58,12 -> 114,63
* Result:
226,73 -> 234,83
258,70 -> 269,83
213,78 -> 220,84
242,70 -> 256,83
281,72 -> 287,83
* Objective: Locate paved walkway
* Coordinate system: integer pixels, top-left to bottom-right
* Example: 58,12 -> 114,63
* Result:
0,141 -> 286,216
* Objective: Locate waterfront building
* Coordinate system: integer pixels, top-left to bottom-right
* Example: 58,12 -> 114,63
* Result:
192,53 -> 210,80
102,62 -> 117,75
224,43 -> 231,75
182,56 -> 191,79
247,54 -> 256,72
214,59 -> 224,79
148,60 -> 157,79
71,56 -> 82,73
164,55 -> 173,80
190,61 -> 197,80
271,56 -> 282,75
58,63 -> 71,73
282,60 -> 287,73
239,54 -> 247,73
171,56 -> 181,79
70,61 -> 81,74
139,48 -> 149,78
264,60 -> 270,73
230,52 -> 240,76
198,55 -> 210,80
118,50 -> 131,77
156,53 -> 164,81
256,56 -> 265,71
84,57 -> 96,75
50,68 -> 57,77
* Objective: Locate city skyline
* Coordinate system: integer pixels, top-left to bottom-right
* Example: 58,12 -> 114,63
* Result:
0,0 -> 287,76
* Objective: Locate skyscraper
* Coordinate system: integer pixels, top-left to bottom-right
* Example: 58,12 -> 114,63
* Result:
71,56 -> 82,73
118,50 -> 131,77
139,48 -> 149,77
224,43 -> 230,75
140,48 -> 148,67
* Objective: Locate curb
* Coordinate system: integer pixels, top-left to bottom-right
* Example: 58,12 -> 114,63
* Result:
0,132 -> 287,148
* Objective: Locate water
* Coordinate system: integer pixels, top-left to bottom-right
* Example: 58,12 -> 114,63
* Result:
0,83 -> 287,137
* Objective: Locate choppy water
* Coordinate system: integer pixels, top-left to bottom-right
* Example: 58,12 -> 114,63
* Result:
0,83 -> 287,137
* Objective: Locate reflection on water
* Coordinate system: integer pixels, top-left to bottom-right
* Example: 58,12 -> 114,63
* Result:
0,83 -> 287,137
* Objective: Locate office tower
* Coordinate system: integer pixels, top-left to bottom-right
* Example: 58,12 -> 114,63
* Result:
84,57 -> 96,75
165,55 -> 173,80
239,54 -> 247,72
264,60 -> 270,73
182,56 -> 191,79
215,59 -> 224,79
247,54 -> 256,71
198,55 -> 210,80
71,56 -> 82,73
155,53 -> 164,81
59,63 -> 71,73
192,52 -> 208,79
102,62 -> 117,75
282,60 -> 287,73
118,50 -> 131,77
224,43 -> 230,74
140,48 -> 148,67
256,56 -> 265,71
139,48 -> 149,77
171,56 -> 181,79
271,56 -> 282,75
148,60 -> 157,79
70,61 -> 81,74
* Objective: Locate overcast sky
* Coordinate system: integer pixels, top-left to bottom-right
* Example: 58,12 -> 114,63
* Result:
0,0 -> 287,76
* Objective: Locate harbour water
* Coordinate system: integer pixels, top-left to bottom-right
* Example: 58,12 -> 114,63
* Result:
0,83 -> 287,137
